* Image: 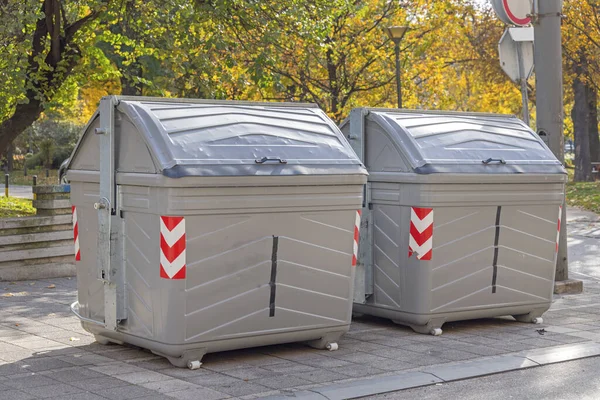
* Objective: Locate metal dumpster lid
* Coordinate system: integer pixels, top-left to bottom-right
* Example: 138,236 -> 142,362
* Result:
79,97 -> 366,177
365,109 -> 565,174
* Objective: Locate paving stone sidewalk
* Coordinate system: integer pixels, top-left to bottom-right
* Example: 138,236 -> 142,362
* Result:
1,209 -> 600,400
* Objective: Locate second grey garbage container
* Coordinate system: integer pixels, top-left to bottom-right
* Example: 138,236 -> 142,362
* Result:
341,108 -> 566,335
67,96 -> 367,367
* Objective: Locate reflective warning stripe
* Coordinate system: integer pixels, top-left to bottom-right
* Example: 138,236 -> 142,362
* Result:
409,207 -> 433,261
72,206 -> 80,261
160,216 -> 186,279
352,210 -> 361,267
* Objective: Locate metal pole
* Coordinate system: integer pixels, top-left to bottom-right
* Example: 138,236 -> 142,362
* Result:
516,42 -> 530,126
32,175 -> 37,201
4,174 -> 8,198
394,42 -> 402,108
534,0 -> 568,281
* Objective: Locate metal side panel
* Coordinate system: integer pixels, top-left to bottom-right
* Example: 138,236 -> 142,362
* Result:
370,204 -> 402,309
120,211 -> 157,339
71,182 -> 104,322
495,204 -> 559,302
181,209 -> 355,343
354,182 -> 373,304
427,206 -> 498,314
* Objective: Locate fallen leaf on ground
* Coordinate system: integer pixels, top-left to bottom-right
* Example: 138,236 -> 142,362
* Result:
2,292 -> 29,297
46,284 -> 56,289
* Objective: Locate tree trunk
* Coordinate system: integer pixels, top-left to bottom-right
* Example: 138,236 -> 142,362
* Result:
6,143 -> 14,172
0,0 -> 104,155
587,84 -> 600,162
325,42 -> 340,122
573,73 -> 593,182
0,100 -> 43,157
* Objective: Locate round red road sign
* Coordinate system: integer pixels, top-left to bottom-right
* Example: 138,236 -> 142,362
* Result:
492,0 -> 532,26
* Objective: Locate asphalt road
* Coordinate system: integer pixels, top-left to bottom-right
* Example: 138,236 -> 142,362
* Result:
7,184 -> 33,199
367,356 -> 600,400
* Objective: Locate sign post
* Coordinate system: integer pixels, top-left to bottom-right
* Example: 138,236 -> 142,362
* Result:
532,0 -> 574,292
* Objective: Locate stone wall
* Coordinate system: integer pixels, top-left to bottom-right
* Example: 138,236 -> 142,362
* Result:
0,185 -> 75,281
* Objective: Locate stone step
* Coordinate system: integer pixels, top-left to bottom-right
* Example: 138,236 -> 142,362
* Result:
0,215 -> 72,231
0,262 -> 75,281
0,254 -> 74,268
0,245 -> 74,263
0,239 -> 73,253
0,224 -> 72,237
0,230 -> 73,247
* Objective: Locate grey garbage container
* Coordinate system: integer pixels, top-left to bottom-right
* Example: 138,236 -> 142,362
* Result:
67,96 -> 367,368
341,108 -> 566,336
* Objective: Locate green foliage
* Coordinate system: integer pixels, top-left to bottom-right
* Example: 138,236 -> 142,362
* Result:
18,117 -> 81,168
0,0 -> 573,151
25,153 -> 43,169
0,197 -> 36,219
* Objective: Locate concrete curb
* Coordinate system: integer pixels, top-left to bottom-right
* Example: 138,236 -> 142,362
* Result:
554,279 -> 584,294
259,342 -> 600,400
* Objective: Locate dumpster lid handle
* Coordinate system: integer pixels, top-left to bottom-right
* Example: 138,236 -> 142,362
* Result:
255,157 -> 288,164
482,158 -> 506,165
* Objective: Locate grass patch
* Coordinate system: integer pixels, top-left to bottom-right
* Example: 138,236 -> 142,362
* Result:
566,181 -> 600,214
5,170 -> 59,186
566,166 -> 600,214
0,196 -> 36,218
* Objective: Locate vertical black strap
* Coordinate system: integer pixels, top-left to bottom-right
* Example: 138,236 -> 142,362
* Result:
269,236 -> 279,317
492,206 -> 502,294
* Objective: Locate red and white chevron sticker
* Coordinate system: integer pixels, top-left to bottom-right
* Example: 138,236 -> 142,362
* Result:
352,210 -> 361,267
160,216 -> 186,280
72,206 -> 80,261
556,205 -> 562,253
409,207 -> 433,261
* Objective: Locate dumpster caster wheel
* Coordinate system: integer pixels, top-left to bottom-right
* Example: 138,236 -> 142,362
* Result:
94,335 -> 110,345
513,310 -> 546,324
160,349 -> 207,368
326,343 -> 339,351
430,328 -> 443,336
187,361 -> 202,370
